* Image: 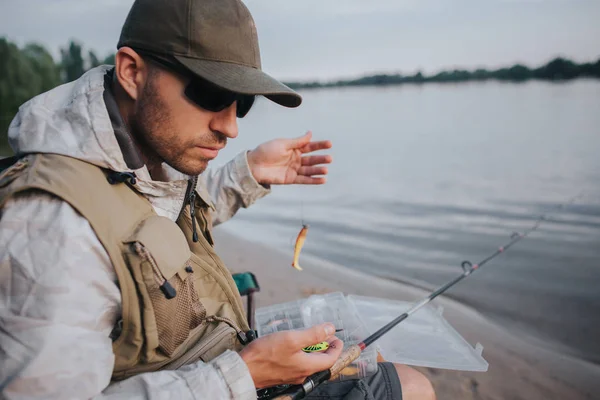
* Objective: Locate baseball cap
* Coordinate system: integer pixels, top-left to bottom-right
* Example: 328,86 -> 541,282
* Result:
117,0 -> 302,108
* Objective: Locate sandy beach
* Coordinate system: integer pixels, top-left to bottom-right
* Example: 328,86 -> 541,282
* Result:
214,228 -> 600,400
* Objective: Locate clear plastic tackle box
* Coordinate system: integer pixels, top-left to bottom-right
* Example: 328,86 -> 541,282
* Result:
256,292 -> 488,381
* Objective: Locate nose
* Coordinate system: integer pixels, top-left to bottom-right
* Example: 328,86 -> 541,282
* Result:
209,103 -> 238,139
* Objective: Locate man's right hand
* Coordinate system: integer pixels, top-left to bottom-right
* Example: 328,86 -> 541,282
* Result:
239,323 -> 344,389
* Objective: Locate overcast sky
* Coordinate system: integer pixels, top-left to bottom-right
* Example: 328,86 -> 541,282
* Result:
1,0 -> 599,81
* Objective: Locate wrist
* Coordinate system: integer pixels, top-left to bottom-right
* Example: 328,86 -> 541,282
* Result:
246,150 -> 260,182
240,345 -> 260,387
246,150 -> 270,188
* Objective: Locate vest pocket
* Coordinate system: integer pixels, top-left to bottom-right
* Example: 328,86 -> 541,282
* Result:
123,215 -> 208,359
134,242 -> 207,356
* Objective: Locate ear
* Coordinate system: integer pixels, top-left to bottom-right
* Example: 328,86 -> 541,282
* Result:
114,47 -> 149,101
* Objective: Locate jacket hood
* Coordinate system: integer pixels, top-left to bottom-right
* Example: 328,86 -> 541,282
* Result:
9,66 -> 133,173
7,66 -> 215,208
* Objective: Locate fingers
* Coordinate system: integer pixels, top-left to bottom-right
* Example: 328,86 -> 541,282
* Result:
300,140 -> 333,154
298,166 -> 328,176
323,338 -> 344,358
286,131 -> 312,150
301,155 -> 333,166
290,323 -> 336,348
296,162 -> 329,185
295,176 -> 327,185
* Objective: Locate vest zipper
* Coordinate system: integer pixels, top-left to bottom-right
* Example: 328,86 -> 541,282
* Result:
197,204 -> 215,246
189,176 -> 199,242
161,315 -> 245,370
206,315 -> 248,345
180,179 -> 247,332
133,242 -> 177,299
187,238 -> 250,334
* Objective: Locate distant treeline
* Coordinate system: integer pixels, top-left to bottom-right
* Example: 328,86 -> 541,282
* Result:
285,57 -> 600,90
1,36 -> 600,154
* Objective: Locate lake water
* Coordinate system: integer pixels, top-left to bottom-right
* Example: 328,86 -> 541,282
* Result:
213,79 -> 600,364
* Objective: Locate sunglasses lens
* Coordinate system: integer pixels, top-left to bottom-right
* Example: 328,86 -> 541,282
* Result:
236,95 -> 255,118
184,81 -> 236,112
185,82 -> 254,118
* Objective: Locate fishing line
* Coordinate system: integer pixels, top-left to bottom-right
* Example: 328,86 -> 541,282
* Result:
270,193 -> 583,400
288,200 -> 307,249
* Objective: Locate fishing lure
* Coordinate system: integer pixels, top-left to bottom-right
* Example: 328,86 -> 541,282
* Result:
302,342 -> 329,353
292,224 -> 309,271
302,330 -> 343,353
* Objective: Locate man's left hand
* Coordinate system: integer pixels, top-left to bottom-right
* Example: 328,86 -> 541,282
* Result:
247,131 -> 332,185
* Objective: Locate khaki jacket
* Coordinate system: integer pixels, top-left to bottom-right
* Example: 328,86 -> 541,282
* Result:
0,66 -> 269,399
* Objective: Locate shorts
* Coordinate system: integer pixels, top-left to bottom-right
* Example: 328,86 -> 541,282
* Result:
305,362 -> 402,400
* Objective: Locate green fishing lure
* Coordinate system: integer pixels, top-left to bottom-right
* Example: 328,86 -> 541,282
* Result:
302,342 -> 329,353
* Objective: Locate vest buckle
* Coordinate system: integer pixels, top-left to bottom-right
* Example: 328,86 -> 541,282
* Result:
107,171 -> 137,185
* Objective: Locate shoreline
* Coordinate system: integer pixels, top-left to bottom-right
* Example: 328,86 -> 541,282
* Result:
214,227 -> 600,400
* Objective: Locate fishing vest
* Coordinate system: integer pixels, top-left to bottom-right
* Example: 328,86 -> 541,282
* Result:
0,153 -> 251,381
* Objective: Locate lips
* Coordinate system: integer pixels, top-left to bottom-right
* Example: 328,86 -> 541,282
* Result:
199,146 -> 224,151
196,145 -> 222,159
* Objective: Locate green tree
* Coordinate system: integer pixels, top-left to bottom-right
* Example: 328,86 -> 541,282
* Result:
533,57 -> 580,80
103,53 -> 116,65
1,38 -> 39,154
472,69 -> 489,80
0,39 -> 63,155
88,50 -> 101,69
493,64 -> 532,81
576,57 -> 600,78
23,43 -> 62,92
60,40 -> 85,82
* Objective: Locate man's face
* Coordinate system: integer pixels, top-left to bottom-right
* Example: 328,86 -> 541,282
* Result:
130,66 -> 239,176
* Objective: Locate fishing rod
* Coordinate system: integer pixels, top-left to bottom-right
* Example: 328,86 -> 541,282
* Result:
269,194 -> 582,400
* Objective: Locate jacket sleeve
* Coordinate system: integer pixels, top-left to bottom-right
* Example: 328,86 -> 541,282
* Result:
0,192 -> 257,400
201,151 -> 271,227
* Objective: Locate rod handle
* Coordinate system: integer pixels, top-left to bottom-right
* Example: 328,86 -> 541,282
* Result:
272,345 -> 363,400
329,344 -> 363,380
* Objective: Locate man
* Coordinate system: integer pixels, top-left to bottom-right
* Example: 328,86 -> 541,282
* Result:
0,0 -> 435,399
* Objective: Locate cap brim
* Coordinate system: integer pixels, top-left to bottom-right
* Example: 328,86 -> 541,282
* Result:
174,55 -> 302,108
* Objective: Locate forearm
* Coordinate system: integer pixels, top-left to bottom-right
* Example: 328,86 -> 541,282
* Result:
98,351 -> 256,400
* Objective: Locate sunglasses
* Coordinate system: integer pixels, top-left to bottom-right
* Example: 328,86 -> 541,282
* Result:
139,51 -> 255,118
184,80 -> 254,119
